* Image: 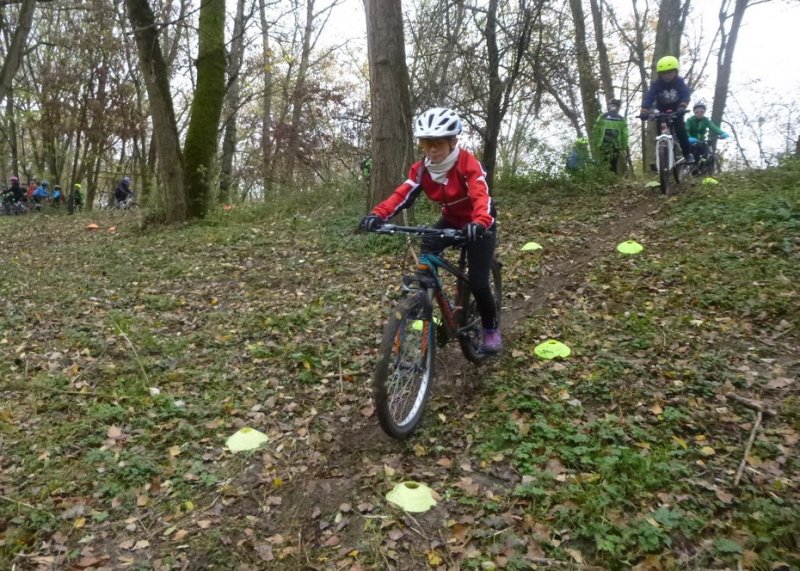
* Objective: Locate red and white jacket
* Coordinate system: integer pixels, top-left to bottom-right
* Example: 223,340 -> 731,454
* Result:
372,150 -> 495,229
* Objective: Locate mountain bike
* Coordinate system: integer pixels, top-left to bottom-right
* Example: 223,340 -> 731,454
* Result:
643,110 -> 690,196
365,224 -> 502,439
1,197 -> 27,215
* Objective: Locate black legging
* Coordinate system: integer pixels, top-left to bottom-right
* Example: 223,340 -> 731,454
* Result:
421,218 -> 498,330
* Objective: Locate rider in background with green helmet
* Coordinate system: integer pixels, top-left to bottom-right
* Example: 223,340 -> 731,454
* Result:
639,55 -> 694,165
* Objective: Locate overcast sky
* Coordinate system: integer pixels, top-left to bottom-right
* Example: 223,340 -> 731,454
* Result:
319,1 -> 799,162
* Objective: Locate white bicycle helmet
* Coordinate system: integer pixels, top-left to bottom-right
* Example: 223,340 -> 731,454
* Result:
413,107 -> 462,138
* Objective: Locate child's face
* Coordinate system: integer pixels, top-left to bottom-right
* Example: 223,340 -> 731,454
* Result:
694,108 -> 705,118
419,137 -> 455,163
659,70 -> 677,81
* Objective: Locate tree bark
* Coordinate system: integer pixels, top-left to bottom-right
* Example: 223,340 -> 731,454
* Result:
220,0 -> 247,204
260,0 -> 274,196
0,0 -> 36,104
183,0 -> 226,218
589,0 -> 614,101
710,0 -> 747,152
125,0 -> 186,222
364,0 -> 413,207
568,0 -> 602,152
284,0 -> 314,186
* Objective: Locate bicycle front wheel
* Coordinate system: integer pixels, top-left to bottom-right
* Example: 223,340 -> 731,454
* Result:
373,292 -> 436,439
458,258 -> 502,364
658,145 -> 672,196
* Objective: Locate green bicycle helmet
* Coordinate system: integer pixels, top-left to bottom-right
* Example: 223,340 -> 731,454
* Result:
656,55 -> 679,72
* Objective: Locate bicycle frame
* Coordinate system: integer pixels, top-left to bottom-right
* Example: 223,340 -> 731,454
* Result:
411,250 -> 470,339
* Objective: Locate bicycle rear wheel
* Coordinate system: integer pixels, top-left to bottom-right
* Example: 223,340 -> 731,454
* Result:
373,292 -> 436,438
458,258 -> 502,364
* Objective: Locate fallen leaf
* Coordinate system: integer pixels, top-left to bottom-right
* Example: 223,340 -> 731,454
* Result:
197,520 -> 212,529
699,446 -> 715,456
649,404 -> 663,416
715,489 -> 734,503
107,426 -> 124,440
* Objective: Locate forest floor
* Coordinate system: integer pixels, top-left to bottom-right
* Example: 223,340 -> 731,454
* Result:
1,163 -> 799,571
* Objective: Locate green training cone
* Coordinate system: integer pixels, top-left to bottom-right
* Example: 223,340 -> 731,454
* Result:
521,241 -> 543,251
617,240 -> 644,254
385,481 -> 437,513
702,177 -> 719,185
534,339 -> 571,360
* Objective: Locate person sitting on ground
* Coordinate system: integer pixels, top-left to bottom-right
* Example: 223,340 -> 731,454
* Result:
592,98 -> 629,174
114,176 -> 133,206
565,138 -> 591,174
27,178 -> 38,200
685,102 -> 729,166
2,176 -> 27,204
639,55 -> 695,165
73,183 -> 84,210
51,184 -> 63,207
359,107 -> 502,354
32,180 -> 51,205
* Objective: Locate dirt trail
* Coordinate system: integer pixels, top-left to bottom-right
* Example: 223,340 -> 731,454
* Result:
256,194 -> 666,540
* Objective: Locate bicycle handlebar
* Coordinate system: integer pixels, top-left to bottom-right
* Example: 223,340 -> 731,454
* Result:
372,224 -> 466,241
639,109 -> 688,121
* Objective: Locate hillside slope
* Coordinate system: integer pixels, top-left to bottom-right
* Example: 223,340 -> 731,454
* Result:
1,165 -> 798,570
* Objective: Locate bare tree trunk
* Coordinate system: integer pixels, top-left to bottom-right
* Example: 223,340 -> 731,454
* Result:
220,0 -> 247,204
589,0 -> 614,101
284,0 -> 314,186
184,0 -> 226,218
568,0 -> 602,152
710,0 -> 747,152
364,0 -> 413,207
260,0 -> 274,196
6,92 -> 18,174
125,0 -> 186,222
0,0 -> 36,104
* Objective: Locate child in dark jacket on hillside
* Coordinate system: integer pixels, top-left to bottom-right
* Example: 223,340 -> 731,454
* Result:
639,55 -> 694,165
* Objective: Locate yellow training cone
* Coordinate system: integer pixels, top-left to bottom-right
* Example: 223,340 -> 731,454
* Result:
702,177 -> 719,185
534,340 -> 571,360
521,242 -> 543,251
617,240 -> 644,255
386,482 -> 437,513
226,427 -> 269,452
645,181 -> 661,189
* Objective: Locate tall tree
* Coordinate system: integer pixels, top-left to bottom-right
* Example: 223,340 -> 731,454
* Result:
259,0 -> 275,195
364,0 -> 413,207
125,0 -> 186,221
0,0 -> 36,103
709,0 -> 752,152
568,0 -> 602,151
183,0 -> 226,218
588,0 -> 614,101
219,0 -> 248,204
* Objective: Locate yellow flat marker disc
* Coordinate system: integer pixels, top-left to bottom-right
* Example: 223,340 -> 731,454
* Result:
386,481 -> 437,513
521,242 -> 543,251
534,339 -> 571,359
226,427 -> 269,452
617,240 -> 644,254
411,316 -> 441,331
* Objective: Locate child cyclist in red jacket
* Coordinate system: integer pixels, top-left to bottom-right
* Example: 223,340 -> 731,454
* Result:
360,107 -> 501,354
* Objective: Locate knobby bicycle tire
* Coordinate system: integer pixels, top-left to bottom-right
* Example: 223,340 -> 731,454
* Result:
458,258 -> 502,364
373,292 -> 436,439
658,145 -> 672,196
